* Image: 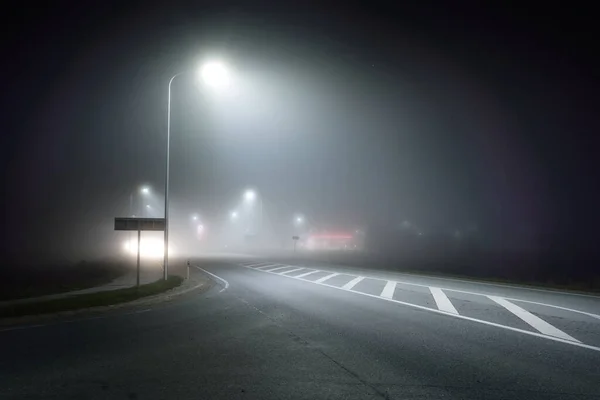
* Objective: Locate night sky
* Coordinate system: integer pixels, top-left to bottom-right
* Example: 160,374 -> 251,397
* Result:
1,2 -> 599,262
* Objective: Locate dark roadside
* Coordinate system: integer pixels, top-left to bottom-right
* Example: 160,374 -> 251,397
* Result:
0,258 -> 129,302
0,259 -> 202,321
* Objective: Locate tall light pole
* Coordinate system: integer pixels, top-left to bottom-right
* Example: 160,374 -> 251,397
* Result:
164,61 -> 230,280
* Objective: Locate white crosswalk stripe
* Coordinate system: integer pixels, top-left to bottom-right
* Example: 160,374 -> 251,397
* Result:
488,296 -> 580,342
263,265 -> 293,272
279,268 -> 305,275
430,287 -> 458,314
315,273 -> 339,283
239,262 -> 600,352
245,263 -> 271,268
255,264 -> 282,270
294,270 -> 321,279
342,276 -> 364,290
380,281 -> 396,299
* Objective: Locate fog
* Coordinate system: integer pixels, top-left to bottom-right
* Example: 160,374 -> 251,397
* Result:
1,5 -> 598,284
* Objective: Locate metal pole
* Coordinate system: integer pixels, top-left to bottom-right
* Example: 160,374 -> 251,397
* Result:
129,192 -> 133,250
137,229 -> 141,288
164,74 -> 178,281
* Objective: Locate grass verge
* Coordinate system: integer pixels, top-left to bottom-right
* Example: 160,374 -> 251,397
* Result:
0,275 -> 183,319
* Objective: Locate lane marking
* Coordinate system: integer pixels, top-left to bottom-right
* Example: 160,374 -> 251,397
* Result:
255,264 -> 283,270
430,287 -> 458,314
280,268 -> 305,275
342,276 -> 365,290
295,270 -> 321,279
263,265 -> 294,273
488,296 -> 579,342
394,272 -> 600,299
381,281 -> 396,299
244,264 -> 600,321
195,267 -> 229,293
244,263 -> 272,268
241,265 -> 600,353
315,273 -> 340,283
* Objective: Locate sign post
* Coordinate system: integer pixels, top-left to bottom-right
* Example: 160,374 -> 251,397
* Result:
136,230 -> 141,287
115,218 -> 166,288
292,236 -> 300,253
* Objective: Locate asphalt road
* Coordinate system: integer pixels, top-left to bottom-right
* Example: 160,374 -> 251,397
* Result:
1,255 -> 599,399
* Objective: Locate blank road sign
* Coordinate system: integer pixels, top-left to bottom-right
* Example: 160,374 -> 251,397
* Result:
114,217 -> 166,231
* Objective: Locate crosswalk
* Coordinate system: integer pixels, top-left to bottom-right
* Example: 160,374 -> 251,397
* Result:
239,261 -> 600,352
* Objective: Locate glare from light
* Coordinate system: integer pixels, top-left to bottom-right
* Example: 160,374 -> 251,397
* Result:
244,189 -> 256,202
197,224 -> 205,234
230,211 -> 238,220
146,205 -> 151,209
141,187 -> 150,195
192,214 -> 198,221
123,238 -> 174,259
296,216 -> 304,224
200,61 -> 230,88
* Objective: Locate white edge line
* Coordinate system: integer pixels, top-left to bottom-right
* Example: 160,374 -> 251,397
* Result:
241,265 -> 600,353
195,266 -> 229,293
247,264 -> 600,320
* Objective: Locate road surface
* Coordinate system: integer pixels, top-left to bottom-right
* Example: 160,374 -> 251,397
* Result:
1,256 -> 599,399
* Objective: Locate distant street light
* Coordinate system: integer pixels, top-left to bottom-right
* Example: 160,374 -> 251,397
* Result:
230,211 -> 238,220
296,216 -> 304,224
192,214 -> 198,221
164,60 -> 231,280
243,188 -> 263,235
244,189 -> 256,202
130,185 -> 152,217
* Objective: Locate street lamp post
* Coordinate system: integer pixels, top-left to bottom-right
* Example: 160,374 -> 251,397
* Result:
163,72 -> 180,281
164,61 -> 230,280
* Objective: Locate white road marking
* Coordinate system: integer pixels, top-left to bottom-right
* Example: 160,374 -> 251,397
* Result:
280,268 -> 305,275
242,265 -> 600,353
392,272 -> 600,299
195,267 -> 229,293
380,281 -> 396,299
315,273 -> 340,283
243,263 -> 600,321
488,296 -> 579,342
263,265 -> 293,272
244,263 -> 271,268
255,264 -> 283,270
295,270 -> 321,279
430,287 -> 458,314
342,276 -> 365,290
